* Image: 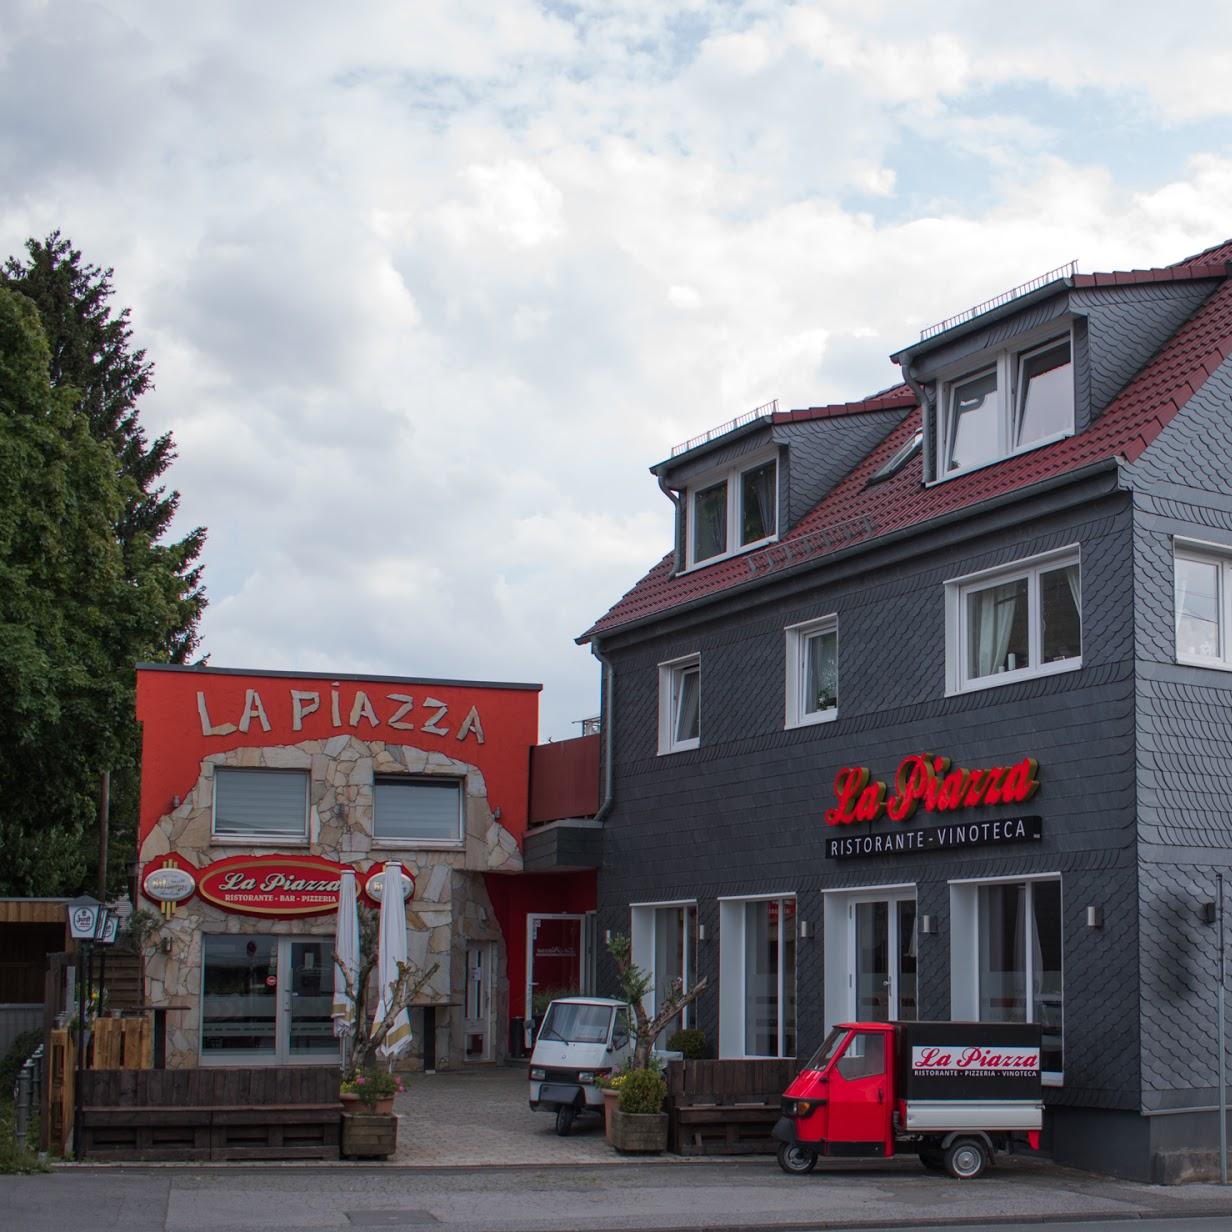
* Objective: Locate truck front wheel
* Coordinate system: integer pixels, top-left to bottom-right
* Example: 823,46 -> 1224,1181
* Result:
555,1105 -> 576,1136
943,1137 -> 989,1180
776,1142 -> 818,1175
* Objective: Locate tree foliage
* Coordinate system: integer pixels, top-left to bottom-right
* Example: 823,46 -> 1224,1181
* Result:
607,933 -> 708,1071
0,234 -> 208,896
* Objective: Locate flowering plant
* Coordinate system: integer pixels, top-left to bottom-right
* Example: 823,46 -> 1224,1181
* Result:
341,1067 -> 406,1109
595,1071 -> 628,1091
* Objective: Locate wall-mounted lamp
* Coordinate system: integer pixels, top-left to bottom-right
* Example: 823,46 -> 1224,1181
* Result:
798,920 -> 813,940
1085,906 -> 1104,929
161,935 -> 173,955
171,795 -> 181,809
697,924 -> 708,942
1201,902 -> 1219,925
603,929 -> 612,945
493,807 -> 502,821
921,914 -> 936,935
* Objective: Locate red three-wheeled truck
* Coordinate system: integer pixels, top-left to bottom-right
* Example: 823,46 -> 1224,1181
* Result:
772,1020 -> 1043,1180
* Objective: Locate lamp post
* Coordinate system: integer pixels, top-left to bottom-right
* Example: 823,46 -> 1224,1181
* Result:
68,895 -> 114,1161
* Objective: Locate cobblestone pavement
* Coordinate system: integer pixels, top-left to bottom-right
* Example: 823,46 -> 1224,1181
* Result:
390,1063 -> 692,1167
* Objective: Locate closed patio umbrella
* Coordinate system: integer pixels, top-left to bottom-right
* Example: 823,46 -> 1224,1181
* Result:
375,861 -> 413,1058
331,868 -> 359,1041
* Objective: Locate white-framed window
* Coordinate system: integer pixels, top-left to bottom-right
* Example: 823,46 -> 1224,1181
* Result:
630,901 -> 700,1039
212,768 -> 309,842
1174,540 -> 1232,668
373,776 -> 463,845
950,875 -> 1063,1083
686,453 -> 778,568
934,331 -> 1074,480
718,894 -> 796,1058
785,615 -> 838,728
658,655 -> 700,754
945,547 -> 1082,694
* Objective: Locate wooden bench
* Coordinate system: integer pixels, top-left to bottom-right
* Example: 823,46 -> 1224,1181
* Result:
80,1067 -> 342,1161
665,1059 -> 798,1156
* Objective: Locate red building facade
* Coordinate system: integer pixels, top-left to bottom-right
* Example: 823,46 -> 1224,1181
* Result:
135,664 -> 596,1070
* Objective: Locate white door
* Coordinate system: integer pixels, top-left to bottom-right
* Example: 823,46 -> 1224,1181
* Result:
463,943 -> 493,1061
850,894 -> 918,1022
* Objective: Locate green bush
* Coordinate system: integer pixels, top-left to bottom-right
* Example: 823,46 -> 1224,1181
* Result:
666,1028 -> 707,1059
0,1030 -> 42,1099
617,1067 -> 665,1115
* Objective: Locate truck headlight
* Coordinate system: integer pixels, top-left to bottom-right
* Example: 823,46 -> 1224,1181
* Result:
578,1072 -> 596,1083
529,1068 -> 546,1080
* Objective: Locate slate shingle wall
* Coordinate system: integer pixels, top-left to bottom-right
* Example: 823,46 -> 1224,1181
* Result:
597,491 -> 1140,1110
1129,350 -> 1232,1111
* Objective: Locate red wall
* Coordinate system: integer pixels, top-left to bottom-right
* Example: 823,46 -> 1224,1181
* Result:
528,734 -> 600,823
136,667 -> 541,844
484,871 -> 597,1020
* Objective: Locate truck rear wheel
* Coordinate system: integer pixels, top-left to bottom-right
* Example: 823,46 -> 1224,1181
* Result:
776,1142 -> 818,1175
943,1137 -> 989,1180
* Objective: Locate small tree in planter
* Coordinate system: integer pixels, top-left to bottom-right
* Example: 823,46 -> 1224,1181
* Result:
607,933 -> 708,1071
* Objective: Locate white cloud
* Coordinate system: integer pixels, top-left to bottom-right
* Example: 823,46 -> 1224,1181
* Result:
2,0 -> 1231,737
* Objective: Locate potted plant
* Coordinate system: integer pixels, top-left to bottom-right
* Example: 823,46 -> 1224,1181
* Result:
609,1067 -> 669,1153
333,905 -> 437,1159
340,1067 -> 405,1116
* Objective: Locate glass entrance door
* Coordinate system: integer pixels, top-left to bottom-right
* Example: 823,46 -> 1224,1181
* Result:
201,934 -> 339,1065
527,914 -> 585,1031
851,895 -> 917,1022
464,943 -> 494,1061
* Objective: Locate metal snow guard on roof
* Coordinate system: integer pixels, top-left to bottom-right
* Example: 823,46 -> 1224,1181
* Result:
670,399 -> 778,458
920,260 -> 1078,341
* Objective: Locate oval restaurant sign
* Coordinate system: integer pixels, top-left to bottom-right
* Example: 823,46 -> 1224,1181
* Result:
197,854 -> 349,917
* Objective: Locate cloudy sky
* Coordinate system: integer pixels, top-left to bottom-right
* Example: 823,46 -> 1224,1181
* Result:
4,1 -> 1232,738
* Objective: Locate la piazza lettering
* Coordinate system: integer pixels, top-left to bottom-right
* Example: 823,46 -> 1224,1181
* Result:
825,753 -> 1040,827
218,871 -> 341,894
195,687 -> 486,744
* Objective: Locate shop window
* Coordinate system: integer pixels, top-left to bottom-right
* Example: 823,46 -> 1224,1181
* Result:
658,655 -> 700,754
212,767 -> 309,841
373,777 -> 463,844
686,454 -> 778,568
950,877 -> 1063,1081
1174,542 -> 1232,668
934,333 -> 1074,479
785,616 -> 838,728
718,895 -> 796,1058
629,902 -> 699,1040
946,548 -> 1081,694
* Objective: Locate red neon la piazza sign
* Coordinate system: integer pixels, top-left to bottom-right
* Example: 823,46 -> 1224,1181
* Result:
825,753 -> 1040,827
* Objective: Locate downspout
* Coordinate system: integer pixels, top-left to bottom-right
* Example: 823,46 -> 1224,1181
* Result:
590,642 -> 615,823
658,473 -> 685,574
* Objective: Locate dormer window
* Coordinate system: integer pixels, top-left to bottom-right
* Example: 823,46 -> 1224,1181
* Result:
936,333 -> 1074,479
688,454 -> 778,567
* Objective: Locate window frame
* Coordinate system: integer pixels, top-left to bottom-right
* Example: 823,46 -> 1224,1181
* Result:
211,767 -> 310,845
629,900 -> 700,1034
932,326 -> 1075,483
949,873 -> 1064,1085
945,546 -> 1082,695
684,450 -> 780,570
718,892 -> 797,1059
372,774 -> 465,848
784,615 -> 839,728
1174,538 -> 1232,670
658,654 -> 701,754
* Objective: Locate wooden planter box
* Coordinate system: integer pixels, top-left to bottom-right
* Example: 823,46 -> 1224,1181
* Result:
341,1112 -> 397,1159
609,1107 -> 668,1154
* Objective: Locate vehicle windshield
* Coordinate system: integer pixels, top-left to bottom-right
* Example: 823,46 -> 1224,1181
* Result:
804,1027 -> 850,1071
538,1002 -> 614,1044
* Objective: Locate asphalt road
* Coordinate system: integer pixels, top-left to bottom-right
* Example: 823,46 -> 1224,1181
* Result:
7,1160 -> 1232,1232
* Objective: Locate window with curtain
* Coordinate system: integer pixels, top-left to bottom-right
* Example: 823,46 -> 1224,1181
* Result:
785,616 -> 838,727
213,768 -> 309,840
1175,546 -> 1232,665
950,550 -> 1081,692
742,897 -> 796,1058
976,879 -> 1063,1076
685,454 -> 778,567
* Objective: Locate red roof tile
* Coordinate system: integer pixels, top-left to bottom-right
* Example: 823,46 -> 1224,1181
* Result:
771,384 -> 916,425
580,248 -> 1232,643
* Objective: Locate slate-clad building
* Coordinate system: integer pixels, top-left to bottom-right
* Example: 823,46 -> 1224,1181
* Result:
581,239 -> 1232,1182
